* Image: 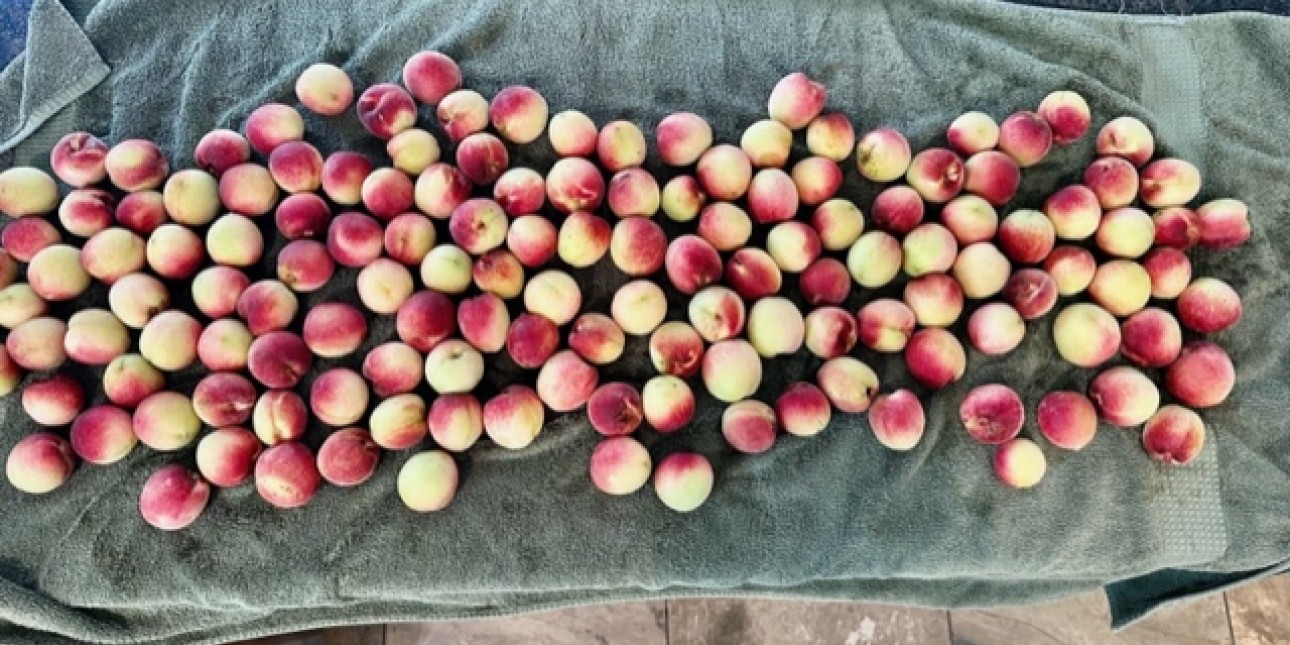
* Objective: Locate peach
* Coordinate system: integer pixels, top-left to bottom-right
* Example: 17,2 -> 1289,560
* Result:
22,375 -> 85,426
28,244 -> 90,301
903,273 -> 964,328
1043,184 -> 1102,241
139,465 -> 210,530
661,175 -> 707,222
611,280 -> 667,336
0,345 -> 20,396
368,393 -> 427,448
138,310 -> 202,371
1037,391 -> 1098,451
952,242 -> 1010,298
597,120 -> 647,172
1167,341 -> 1235,408
1141,248 -> 1191,299
205,214 -> 264,268
218,163 -> 279,216
0,283 -> 45,329
396,290 -> 456,352
311,368 -> 370,427
947,112 -> 999,156
194,129 -> 251,178
274,193 -> 332,240
5,432 -> 75,494
483,385 -> 545,449
994,438 -> 1047,488
507,215 -> 558,267
489,85 -> 548,144
6,317 -> 67,370
357,84 -> 417,140
132,391 -> 201,451
387,128 -> 441,176
192,372 -> 257,428
104,140 -> 169,192
381,213 -> 436,266
963,151 -> 1021,206
64,308 -> 129,365
0,167 -> 58,218
1177,277 -> 1241,334
69,406 -> 136,465
198,319 -> 253,371
656,112 -> 713,166
806,113 -> 855,162
458,293 -> 510,353
1142,405 -> 1206,465
904,328 -> 966,389
557,211 -> 611,267
1140,159 -> 1201,208
1096,207 -> 1155,259
2,218 -> 60,261
161,171 -> 221,229
641,375 -> 696,433
267,141 -> 324,195
997,111 -> 1052,167
1052,303 -> 1121,368
610,217 -> 667,276
473,249 -> 525,299
545,157 -> 605,214
456,133 -> 510,186
799,258 -> 850,305
115,258 -> 175,320
51,132 -> 109,187
255,443 -> 320,509
398,451 -> 458,512
1089,260 -> 1151,317
902,223 -> 958,277
317,428 -> 380,487
869,389 -> 926,451
254,387 -> 309,443
244,103 -> 304,154
424,339 -> 485,394
857,299 -> 915,353
960,383 -> 1024,444
81,227 -> 146,284
791,156 -> 842,206
419,244 -> 473,293
688,285 -> 746,342
871,185 -> 925,235
363,342 -> 424,397
725,247 -> 782,300
59,188 -> 115,237
247,331 -> 312,389
237,280 -> 299,335
665,235 -> 722,295
327,211 -> 383,267
1043,246 -> 1096,296
696,144 -> 753,201
548,110 -> 598,157
322,152 -> 374,206
997,209 -> 1056,265
747,296 -> 805,358
525,270 -> 582,326
302,303 -> 367,358
589,437 -> 652,495
436,89 -> 489,142
740,119 -> 793,168
653,452 -> 713,512
1152,207 -> 1201,249
697,202 -> 753,251
357,258 -> 414,314
767,72 -> 826,130
1088,366 -> 1160,427
846,230 -> 903,288
803,306 -> 858,359
1083,156 -> 1139,209
748,168 -> 800,224
588,382 -> 644,437
1119,307 -> 1183,369
722,400 -> 778,454
968,302 -> 1026,356
402,51 -> 461,105
702,339 -> 761,403
1196,199 -> 1250,249
649,322 -> 704,377
855,127 -> 912,183
277,239 -> 335,292
1037,91 -> 1091,144
607,168 -> 661,218
196,427 -> 261,487
295,62 -> 353,115
507,312 -> 561,369
905,148 -> 964,203
772,382 -> 831,438
428,393 -> 484,452
493,167 -> 545,216
817,356 -> 879,413
1003,268 -> 1059,320
811,198 -> 865,251
766,221 -> 822,273
103,354 -> 164,408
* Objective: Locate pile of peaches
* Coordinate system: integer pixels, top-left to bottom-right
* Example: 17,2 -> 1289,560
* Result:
0,51 -> 1247,530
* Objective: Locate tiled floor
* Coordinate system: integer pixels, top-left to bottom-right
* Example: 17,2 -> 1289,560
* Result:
236,574 -> 1290,645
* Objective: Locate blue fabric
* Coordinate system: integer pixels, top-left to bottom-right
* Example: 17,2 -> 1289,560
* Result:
0,0 -> 34,68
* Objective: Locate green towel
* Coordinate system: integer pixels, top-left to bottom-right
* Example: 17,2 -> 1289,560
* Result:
1,1 -> 1288,643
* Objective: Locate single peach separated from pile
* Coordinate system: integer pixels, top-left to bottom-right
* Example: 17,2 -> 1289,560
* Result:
403,50 -> 461,105
611,280 -> 667,336
1052,303 -> 1121,367
590,437 -> 653,495
869,389 -> 926,451
1089,366 -> 1160,427
1142,405 -> 1206,465
698,202 -> 753,251
968,302 -> 1026,356
368,393 -> 427,449
1196,199 -> 1250,249
295,62 -> 353,116
484,385 -> 545,450
947,111 -> 999,156
905,328 -> 967,390
1177,277 -> 1241,334
857,299 -> 916,353
1166,341 -> 1235,409
588,382 -> 644,437
196,427 -> 261,487
317,428 -> 380,488
1037,391 -> 1098,451
1043,246 -> 1097,296
133,391 -> 201,451
960,384 -> 1025,444
139,465 -> 209,530
256,443 -> 321,509
428,393 -> 484,452
51,132 -> 108,187
507,312 -> 560,369
994,439 -> 1047,489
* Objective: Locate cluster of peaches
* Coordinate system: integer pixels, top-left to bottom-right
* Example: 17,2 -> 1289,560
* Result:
0,50 -> 1248,530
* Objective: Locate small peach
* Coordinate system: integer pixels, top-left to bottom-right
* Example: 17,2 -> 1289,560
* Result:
104,140 -> 169,192
587,382 -> 644,437
803,306 -> 858,359
775,382 -> 832,438
767,72 -> 826,130
295,62 -> 354,115
653,452 -> 713,513
436,89 -> 489,142
799,258 -> 851,306
952,242 -> 1011,299
490,85 -> 548,145
402,51 -> 461,105
28,244 -> 91,301
1142,405 -> 1206,465
791,156 -> 842,206
1003,268 -> 1059,320
903,273 -> 965,328
59,188 -> 115,237
419,244 -> 473,294
302,303 -> 367,358
725,247 -> 782,300
871,185 -> 925,235
507,215 -> 558,268
1088,260 -> 1152,317
507,312 -> 560,369
869,389 -> 925,451
963,151 -> 1021,206
428,393 -> 484,452
493,167 -> 545,216
857,299 -> 915,353
81,227 -> 146,284
194,129 -> 251,178
6,317 -> 67,370
483,385 -> 545,449
247,331 -> 312,389
192,372 -> 257,428
597,120 -> 647,172
642,375 -> 696,433
649,321 -> 705,377
1052,303 -> 1121,367
1141,247 -> 1192,299
548,110 -> 598,157
998,209 -> 1056,265
317,428 -> 380,487
398,451 -> 459,512
396,290 -> 457,352
1120,307 -> 1183,368
424,339 -> 485,394
545,157 -> 605,214
994,438 -> 1047,488
697,202 -> 753,252
747,296 -> 805,358
322,152 -> 374,206
218,163 -> 279,216
960,384 -> 1024,444
610,217 -> 667,276
363,342 -> 424,398
1043,245 -> 1097,296
139,465 -> 209,530
1088,366 -> 1160,427
817,356 -> 879,413
368,393 -> 427,449
255,443 -> 320,509
1152,206 -> 1202,249
747,168 -> 800,224
103,354 -> 164,408
611,279 -> 667,336
811,198 -> 865,251
722,400 -> 778,454
22,375 -> 85,426
267,141 -> 324,194
904,328 -> 967,389
702,339 -> 762,403
1140,159 -> 1201,208
357,258 -> 414,314
740,119 -> 793,168
1037,91 -> 1091,144
197,319 -> 253,372
589,437 -> 652,495
327,211 -> 383,268
655,112 -> 713,167
1043,184 -> 1102,241
2,217 -> 61,262
846,231 -> 902,288
1167,341 -> 1235,409
806,113 -> 855,162
196,427 -> 261,487
607,168 -> 661,218
357,84 -> 417,140
525,270 -> 582,326
455,133 -> 510,186
6,433 -> 75,494
1083,156 -> 1139,209
69,406 -> 136,465
138,310 -> 202,372
50,132 -> 108,187
696,144 -> 753,201
64,308 -> 129,365
661,175 -> 707,223
947,112 -> 999,156
1177,277 -> 1241,334
1196,199 -> 1250,250
665,235 -> 723,295
997,111 -> 1052,167
275,193 -> 332,240
387,128 -> 441,176
133,391 -> 201,451
1037,391 -> 1098,451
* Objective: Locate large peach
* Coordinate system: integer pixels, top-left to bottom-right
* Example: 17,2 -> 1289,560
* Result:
493,167 -> 545,217
1166,341 -> 1235,409
746,297 -> 805,358
722,400 -> 778,454
941,195 -> 998,245
1088,366 -> 1159,427
766,221 -> 821,273
1141,247 -> 1191,300
855,128 -> 911,182
846,231 -> 902,288
277,240 -> 335,293
587,382 -> 644,437
483,385 -> 544,450
1088,260 -> 1152,317
741,119 -> 793,168
252,389 -> 308,445
363,342 -> 424,398
1142,405 -> 1206,465
960,384 -> 1024,444
904,328 -> 966,390
396,290 -> 456,352
63,308 -> 129,365
357,258 -> 415,314
902,223 -> 959,278
357,84 -> 417,140
611,280 -> 667,336
22,375 -> 85,426
6,317 -> 67,370
329,211 -> 388,272
589,437 -> 652,495
403,51 -> 461,105
545,158 -> 605,214
1043,245 -> 1096,296
997,111 -> 1052,167
139,465 -> 209,530
967,302 -> 1025,356
295,63 -> 354,116
218,163 -> 278,216
641,375 -> 695,433
490,85 -> 548,145
414,163 -> 471,218
50,132 -> 108,187
952,242 -> 1011,299
697,202 -> 753,251
548,110 -> 598,157
368,393 -> 427,449
255,443 -> 320,509
653,452 -> 713,513
196,427 -> 260,486
725,247 -> 782,300
817,357 -> 879,413
768,72 -> 826,130
905,148 -> 964,203
1120,307 -> 1183,368
665,235 -> 722,295
869,389 -> 926,451
1140,159 -> 1201,208
1052,303 -> 1121,368
610,217 -> 667,276
997,209 -> 1055,265
656,112 -> 713,166
1197,199 -> 1250,249
247,331 -> 312,389
192,372 -> 257,428
803,306 -> 858,359
903,273 -> 964,328
597,121 -> 647,172
1177,277 -> 1241,334
424,339 -> 485,394
103,354 -> 164,408
702,340 -> 761,403
775,381 -> 831,438
537,350 -> 599,412
197,319 -> 253,372
302,302 -> 367,358
963,151 -> 1021,206
138,310 -> 202,372
81,227 -> 146,284
59,188 -> 116,237
28,244 -> 91,301
696,144 -> 753,201
506,312 -> 560,369
455,133 -> 510,186
1043,184 -> 1102,241
194,129 -> 251,178
507,215 -> 558,268
132,391 -> 201,451
5,433 -> 75,494
104,140 -> 169,192
524,270 -> 581,326
1096,207 -> 1155,259
428,393 -> 484,452
2,218 -> 61,262
649,322 -> 705,377
317,428 -> 380,487
1037,391 -> 1098,451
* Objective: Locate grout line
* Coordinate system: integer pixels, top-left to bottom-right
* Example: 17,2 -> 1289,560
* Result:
945,609 -> 955,645
381,622 -> 389,645
1222,593 -> 1238,645
664,599 -> 671,645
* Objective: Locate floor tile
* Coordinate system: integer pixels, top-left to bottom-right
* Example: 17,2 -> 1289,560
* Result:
385,601 -> 666,645
667,598 -> 952,645
1226,575 -> 1290,645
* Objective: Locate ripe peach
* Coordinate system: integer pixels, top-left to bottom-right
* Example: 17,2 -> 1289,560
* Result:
747,168 -> 800,224
302,303 -> 367,358
588,382 -> 644,437
857,299 -> 915,353
507,312 -> 560,369
904,328 -> 966,389
424,339 -> 485,394
702,339 -> 761,403
194,129 -> 251,178
1038,91 -> 1091,144
363,342 -> 424,397
28,244 -> 91,301
1142,405 -> 1206,465
317,428 -> 380,487
492,167 -> 545,217
767,72 -> 826,130
960,384 -> 1024,444
545,157 -> 605,214
436,89 -> 489,142
428,393 -> 484,452
357,84 -> 417,140
138,310 -> 202,371
321,152 -> 374,206
1089,260 -> 1151,317
59,188 -> 115,237
133,391 -> 201,451
103,354 -> 164,408
1083,156 -> 1139,209
247,331 -> 312,389
0,167 -> 57,219
590,437 -> 652,495
1140,159 -> 1201,208
380,213 -> 436,266
255,442 -> 320,509
507,215 -> 557,268
295,62 -> 353,115
489,85 -> 548,145
741,119 -> 793,168
902,223 -> 958,277
791,156 -> 842,206
963,151 -> 1021,206
368,393 -> 427,448
198,319 -> 253,372
1152,207 -> 1201,249
1177,277 -> 1241,334
1043,245 -> 1096,296
1003,268 -> 1059,320
903,273 -> 964,328
274,193 -> 332,240
104,140 -> 169,192
968,302 -> 1026,356
806,113 -> 855,162
311,368 -> 370,427
1196,199 -> 1250,249
905,148 -> 964,203
747,297 -> 805,358
458,293 -> 510,353
192,372 -> 257,428
69,406 -> 135,465
766,221 -> 821,273
869,389 -> 926,451
994,438 -> 1047,488
725,247 -> 782,300
656,112 -> 713,166
525,270 -> 581,326
800,258 -> 850,306
1141,247 -> 1191,299
846,231 -> 902,288
456,133 -> 510,186
1120,307 -> 1183,368
196,427 -> 261,487
1052,303 -> 1121,367
117,192 -> 171,233
557,211 -> 611,267
696,144 -> 753,201
855,127 -> 912,182
244,103 -> 304,154
803,306 -> 858,359
688,285 -> 745,342
1088,366 -> 1159,427
237,280 -> 299,335
6,317 -> 67,370
871,185 -> 924,235
5,432 -> 75,494
641,375 -> 696,433
387,128 -> 441,176
610,217 -> 667,276
473,249 -> 525,299
697,202 -> 753,251
483,385 -> 544,449
997,111 -> 1052,167
1167,341 -> 1234,408
139,465 -> 209,530
811,198 -> 864,251
722,400 -> 777,454
661,175 -> 707,223
419,244 -> 473,293
64,308 -> 129,365
0,283 -> 45,329
359,168 -> 415,221
109,271 -> 169,324
597,120 -> 648,172
953,242 -> 1011,299
947,111 -> 999,156
548,110 -> 598,157
817,356 -> 879,413
665,235 -> 722,295
607,168 -> 661,219
396,290 -> 456,352
22,375 -> 85,426
205,214 -> 264,268
218,163 -> 278,216
1037,391 -> 1098,451
611,280 -> 667,336
998,209 -> 1055,265
2,217 -> 61,262
357,258 -> 414,314
398,451 -> 460,512
51,132 -> 109,187
649,321 -> 704,377
1043,184 -> 1102,241
773,382 -> 831,438
1096,207 -> 1155,259
266,141 -> 324,195
402,51 -> 461,105
653,452 -> 713,512
277,240 -> 335,293
81,227 -> 146,284
327,211 -> 383,268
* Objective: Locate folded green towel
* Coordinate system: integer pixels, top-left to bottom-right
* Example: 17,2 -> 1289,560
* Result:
1,1 -> 1288,643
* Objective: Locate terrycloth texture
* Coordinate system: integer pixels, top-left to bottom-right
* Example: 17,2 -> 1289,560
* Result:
0,1 -> 1288,643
